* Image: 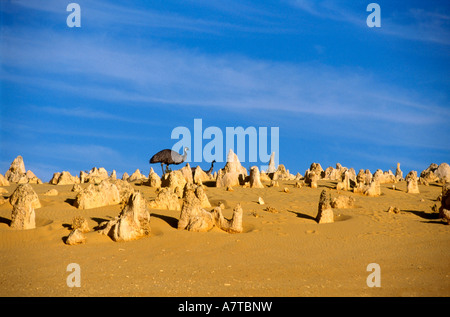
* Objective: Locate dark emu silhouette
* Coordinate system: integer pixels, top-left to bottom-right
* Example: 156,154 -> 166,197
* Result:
149,147 -> 189,175
191,160 -> 216,177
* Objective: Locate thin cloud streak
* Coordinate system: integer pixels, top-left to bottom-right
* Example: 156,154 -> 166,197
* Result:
1,29 -> 447,128
288,0 -> 450,45
30,105 -> 161,126
7,0 -> 291,35
0,119 -> 159,142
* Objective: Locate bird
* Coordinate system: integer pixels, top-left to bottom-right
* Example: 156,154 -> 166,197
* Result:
149,147 -> 189,175
205,160 -> 216,175
191,160 -> 216,177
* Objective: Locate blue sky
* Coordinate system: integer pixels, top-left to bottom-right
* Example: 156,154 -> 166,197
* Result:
1,0 -> 449,180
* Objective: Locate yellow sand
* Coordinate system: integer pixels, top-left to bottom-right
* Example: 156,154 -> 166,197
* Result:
0,180 -> 448,296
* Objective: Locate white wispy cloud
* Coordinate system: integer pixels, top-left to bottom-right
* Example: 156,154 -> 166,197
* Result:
0,117 -> 159,142
288,0 -> 450,45
382,9 -> 450,45
1,26 -> 448,127
6,0 -> 290,35
288,0 -> 364,24
30,105 -> 162,126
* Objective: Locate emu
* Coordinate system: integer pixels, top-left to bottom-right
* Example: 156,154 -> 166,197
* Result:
149,147 -> 189,175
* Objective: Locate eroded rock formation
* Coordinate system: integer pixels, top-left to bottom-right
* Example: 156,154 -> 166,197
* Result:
305,170 -> 319,189
364,178 -> 381,197
71,216 -> 90,233
179,163 -> 194,184
331,195 -> 355,209
336,170 -> 351,191
420,163 -> 450,183
161,170 -> 186,198
0,174 -> 9,186
216,149 -> 247,188
249,166 -> 264,189
148,187 -> 181,211
50,171 -> 80,185
4,156 -> 42,184
99,191 -> 151,242
395,163 -> 403,181
266,152 -> 276,174
146,168 -> 162,188
178,184 -> 214,232
81,167 -> 109,184
406,171 -> 420,194
127,169 -> 146,182
438,183 -> 450,224
73,179 -> 121,209
178,183 -> 242,233
65,229 -> 86,245
9,184 -> 41,229
193,166 -> 213,184
213,204 -> 243,233
316,189 -> 334,224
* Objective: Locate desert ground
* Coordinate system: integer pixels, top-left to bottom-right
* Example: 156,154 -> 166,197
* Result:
0,172 -> 449,297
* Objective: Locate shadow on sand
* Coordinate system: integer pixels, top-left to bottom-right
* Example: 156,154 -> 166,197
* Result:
0,216 -> 11,226
151,213 -> 178,229
287,210 -> 316,221
402,209 -> 440,220
402,209 -> 446,224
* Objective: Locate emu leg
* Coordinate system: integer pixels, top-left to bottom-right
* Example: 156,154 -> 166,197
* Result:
160,163 -> 165,176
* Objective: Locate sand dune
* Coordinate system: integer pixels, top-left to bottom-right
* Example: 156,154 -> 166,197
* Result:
0,174 -> 449,297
